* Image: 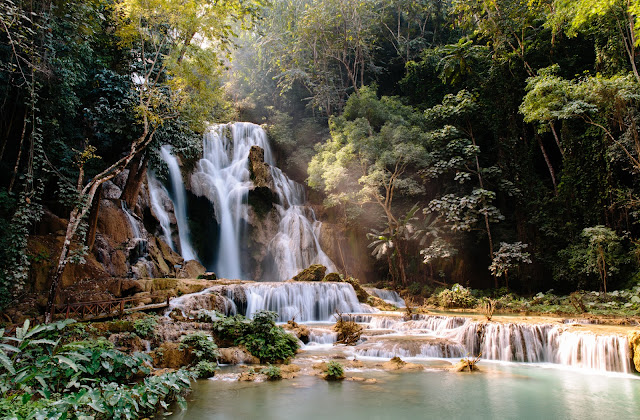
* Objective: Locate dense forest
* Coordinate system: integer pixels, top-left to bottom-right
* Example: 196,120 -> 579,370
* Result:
2,1 -> 640,418
1,0 -> 640,312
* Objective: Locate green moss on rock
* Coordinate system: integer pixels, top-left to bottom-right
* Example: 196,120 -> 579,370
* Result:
292,264 -> 326,282
344,277 -> 370,303
322,272 -> 342,282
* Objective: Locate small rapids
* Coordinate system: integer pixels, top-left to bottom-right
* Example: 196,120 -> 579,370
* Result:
299,313 -> 633,373
365,288 -> 406,308
169,281 -> 632,373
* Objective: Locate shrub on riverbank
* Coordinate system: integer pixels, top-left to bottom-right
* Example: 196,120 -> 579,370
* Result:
212,311 -> 299,363
415,283 -> 640,316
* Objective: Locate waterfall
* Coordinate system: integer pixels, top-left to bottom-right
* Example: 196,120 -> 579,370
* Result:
147,172 -> 175,250
166,281 -> 375,322
189,124 -> 259,279
189,122 -> 335,280
120,201 -> 141,239
160,145 -> 197,261
225,282 -> 373,322
120,199 -> 155,277
366,288 -> 406,308
267,168 -> 336,280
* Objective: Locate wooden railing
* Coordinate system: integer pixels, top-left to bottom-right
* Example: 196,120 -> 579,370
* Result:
52,294 -> 171,321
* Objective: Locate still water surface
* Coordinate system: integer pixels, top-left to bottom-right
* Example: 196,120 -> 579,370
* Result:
164,362 -> 640,420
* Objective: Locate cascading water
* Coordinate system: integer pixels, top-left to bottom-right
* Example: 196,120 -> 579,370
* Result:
189,122 -> 335,280
267,168 -> 336,280
160,145 -> 197,261
167,281 -> 375,322
366,288 -> 406,308
121,201 -> 141,239
189,124 -> 260,279
335,314 -> 632,373
147,172 -> 175,250
120,201 -> 155,277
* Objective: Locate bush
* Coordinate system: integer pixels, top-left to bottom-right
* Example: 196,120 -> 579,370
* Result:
179,332 -> 220,363
0,319 -> 194,419
213,311 -> 299,363
437,284 -> 476,308
133,315 -> 158,339
193,361 -> 218,378
334,314 -> 363,345
324,361 -> 345,380
260,364 -> 282,380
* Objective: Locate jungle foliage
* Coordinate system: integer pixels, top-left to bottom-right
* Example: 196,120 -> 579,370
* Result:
2,0 -> 640,309
0,319 -> 193,418
227,0 -> 640,294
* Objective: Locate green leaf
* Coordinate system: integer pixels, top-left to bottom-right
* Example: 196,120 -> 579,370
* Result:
0,351 -> 15,374
55,355 -> 79,371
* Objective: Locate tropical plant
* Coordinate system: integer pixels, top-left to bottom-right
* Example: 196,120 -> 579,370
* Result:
193,361 -> 218,379
213,311 -> 299,363
179,332 -> 220,363
133,315 -> 158,339
324,361 -> 345,380
0,319 -> 193,418
261,364 -> 283,380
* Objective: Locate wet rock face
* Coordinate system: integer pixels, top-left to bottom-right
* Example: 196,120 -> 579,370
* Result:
177,260 -> 206,279
283,320 -> 311,344
152,342 -> 195,368
292,264 -> 327,282
218,347 -> 260,365
629,331 -> 640,373
248,145 -> 273,189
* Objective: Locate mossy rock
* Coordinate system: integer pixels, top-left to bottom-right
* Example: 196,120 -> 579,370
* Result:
366,295 -> 397,311
90,320 -> 134,334
292,264 -> 326,282
344,277 -> 370,303
197,272 -> 218,280
151,342 -> 195,369
322,272 -> 342,282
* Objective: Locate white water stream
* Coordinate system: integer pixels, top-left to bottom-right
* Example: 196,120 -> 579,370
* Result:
160,145 -> 198,261
189,122 -> 335,280
147,172 -> 175,250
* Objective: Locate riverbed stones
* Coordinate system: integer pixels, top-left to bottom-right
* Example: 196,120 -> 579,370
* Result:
452,360 -> 480,372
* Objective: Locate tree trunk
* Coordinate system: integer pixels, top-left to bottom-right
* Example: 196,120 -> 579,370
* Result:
8,112 -> 28,193
396,245 -> 408,286
469,129 -> 497,286
86,183 -> 102,251
536,135 -> 558,196
121,151 -> 148,209
549,122 -> 564,158
45,127 -> 156,322
387,255 -> 396,286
